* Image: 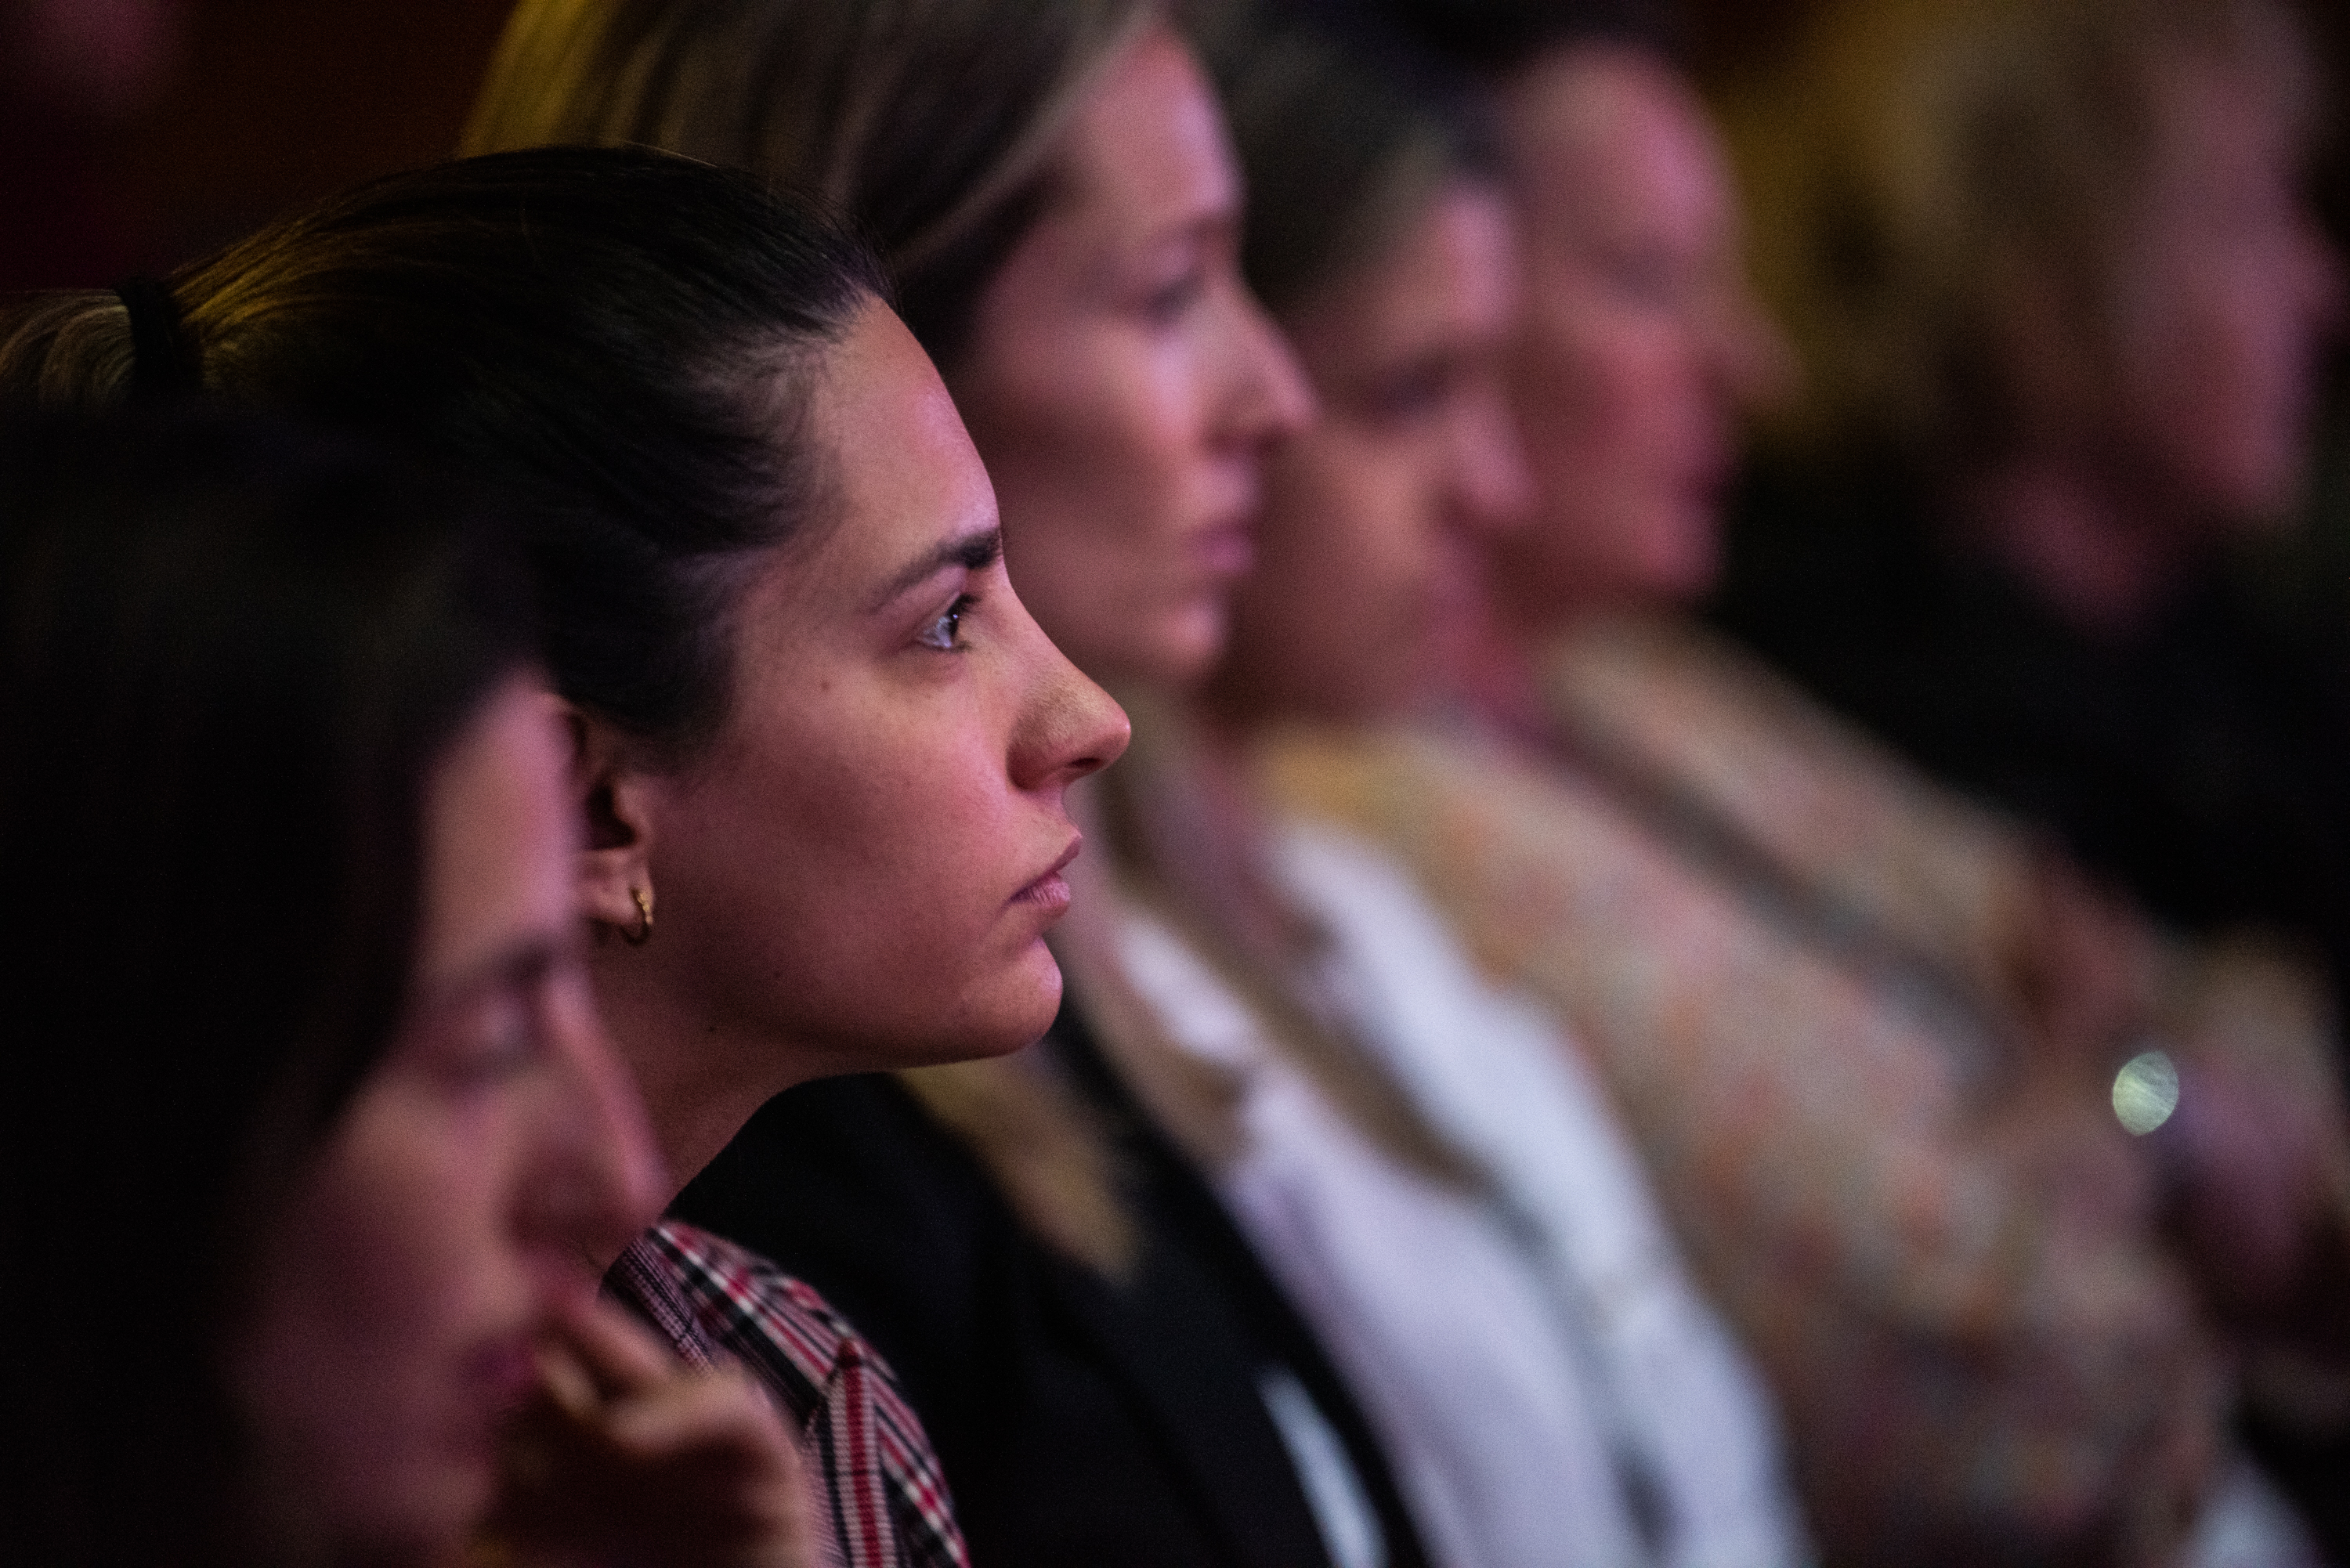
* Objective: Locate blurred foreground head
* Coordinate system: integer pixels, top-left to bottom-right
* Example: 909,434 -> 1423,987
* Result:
0,410 -> 656,1564
1731,0 -> 2342,532
465,0 -> 1310,687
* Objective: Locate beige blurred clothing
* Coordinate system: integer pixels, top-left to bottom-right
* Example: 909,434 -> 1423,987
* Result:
1260,611 -> 2344,1566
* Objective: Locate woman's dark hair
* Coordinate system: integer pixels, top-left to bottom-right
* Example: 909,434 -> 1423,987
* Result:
0,407 -> 533,1565
459,0 -> 1154,367
0,146 -> 889,757
1196,0 -> 1499,316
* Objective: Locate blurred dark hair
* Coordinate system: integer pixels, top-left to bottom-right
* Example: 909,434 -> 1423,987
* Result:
461,0 -> 1154,368
0,407 -> 533,1566
1198,0 -> 1501,316
0,146 -> 888,757
1376,0 -> 1683,77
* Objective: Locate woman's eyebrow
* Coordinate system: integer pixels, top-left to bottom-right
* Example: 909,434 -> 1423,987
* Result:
870,526 -> 1003,610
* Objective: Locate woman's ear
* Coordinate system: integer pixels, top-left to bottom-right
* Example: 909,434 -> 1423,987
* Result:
564,705 -> 660,939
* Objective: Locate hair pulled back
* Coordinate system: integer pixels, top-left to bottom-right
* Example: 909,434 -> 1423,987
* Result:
0,408 -> 533,1566
0,146 -> 888,755
461,0 -> 1154,367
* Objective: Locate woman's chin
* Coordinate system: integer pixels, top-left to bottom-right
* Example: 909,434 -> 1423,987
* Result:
313,1458 -> 492,1568
922,950 -> 1067,1064
995,946 -> 1068,1048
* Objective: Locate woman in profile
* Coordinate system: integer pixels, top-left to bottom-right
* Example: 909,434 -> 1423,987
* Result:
1,147 -> 1131,1567
464,10 -> 1434,1568
0,409 -> 819,1566
1053,5 -> 1817,1565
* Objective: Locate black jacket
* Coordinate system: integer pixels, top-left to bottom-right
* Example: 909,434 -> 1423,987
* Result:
673,1001 -> 1430,1568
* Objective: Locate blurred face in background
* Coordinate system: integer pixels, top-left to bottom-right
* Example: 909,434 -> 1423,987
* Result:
2090,44 -> 2341,531
950,26 -> 1314,690
234,678 -> 661,1563
1487,45 -> 1787,626
1213,182 -> 1532,724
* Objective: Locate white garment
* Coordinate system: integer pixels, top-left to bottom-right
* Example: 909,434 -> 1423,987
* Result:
1112,818 -> 1811,1568
1260,1364 -> 1390,1568
2184,1460 -> 2327,1568
1274,822 -> 1812,1568
1119,909 -> 1642,1568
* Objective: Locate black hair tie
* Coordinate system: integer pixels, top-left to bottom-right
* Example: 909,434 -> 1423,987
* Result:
113,276 -> 201,404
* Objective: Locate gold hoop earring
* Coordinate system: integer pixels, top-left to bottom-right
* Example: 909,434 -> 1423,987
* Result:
624,886 -> 653,946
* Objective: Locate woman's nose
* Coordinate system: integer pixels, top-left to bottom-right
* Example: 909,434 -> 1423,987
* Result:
1010,633 -> 1132,795
525,980 -> 666,1263
1450,388 -> 1538,541
1220,285 -> 1318,450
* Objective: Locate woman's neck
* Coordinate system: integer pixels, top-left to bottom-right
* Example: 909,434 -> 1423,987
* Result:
1443,588 -> 1573,748
584,950 -> 824,1213
1965,456 -> 2196,641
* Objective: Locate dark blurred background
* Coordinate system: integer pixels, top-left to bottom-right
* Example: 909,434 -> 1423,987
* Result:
5,0 -> 2341,295
5,0 -> 2348,623
2,0 -> 1794,291
4,0 -> 514,288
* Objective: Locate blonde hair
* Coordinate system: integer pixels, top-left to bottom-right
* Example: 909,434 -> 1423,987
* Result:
463,0 -> 1156,363
0,293 -> 138,409
1722,0 -> 2316,462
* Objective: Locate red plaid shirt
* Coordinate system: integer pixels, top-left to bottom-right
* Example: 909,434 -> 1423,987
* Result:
607,1220 -> 969,1568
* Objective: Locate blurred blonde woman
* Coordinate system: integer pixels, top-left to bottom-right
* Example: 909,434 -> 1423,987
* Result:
1706,4 -> 2350,1547
1051,4 -> 1822,1564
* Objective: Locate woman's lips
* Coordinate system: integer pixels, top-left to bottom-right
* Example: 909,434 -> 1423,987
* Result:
1195,520 -> 1256,580
1011,837 -> 1083,915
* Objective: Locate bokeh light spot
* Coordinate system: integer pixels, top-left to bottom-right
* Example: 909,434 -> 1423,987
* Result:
2112,1049 -> 2180,1136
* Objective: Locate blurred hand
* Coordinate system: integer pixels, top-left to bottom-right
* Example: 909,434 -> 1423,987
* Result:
2158,1054 -> 2350,1351
2004,851 -> 2157,1075
486,1295 -> 822,1568
2153,940 -> 2350,1356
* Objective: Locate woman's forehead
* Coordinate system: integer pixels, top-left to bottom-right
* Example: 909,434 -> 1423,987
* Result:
1056,31 -> 1238,240
772,305 -> 997,609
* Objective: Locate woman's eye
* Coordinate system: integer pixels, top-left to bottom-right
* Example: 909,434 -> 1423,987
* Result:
1141,267 -> 1209,325
917,593 -> 977,651
1596,244 -> 1693,309
1361,362 -> 1455,425
439,989 -> 542,1086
